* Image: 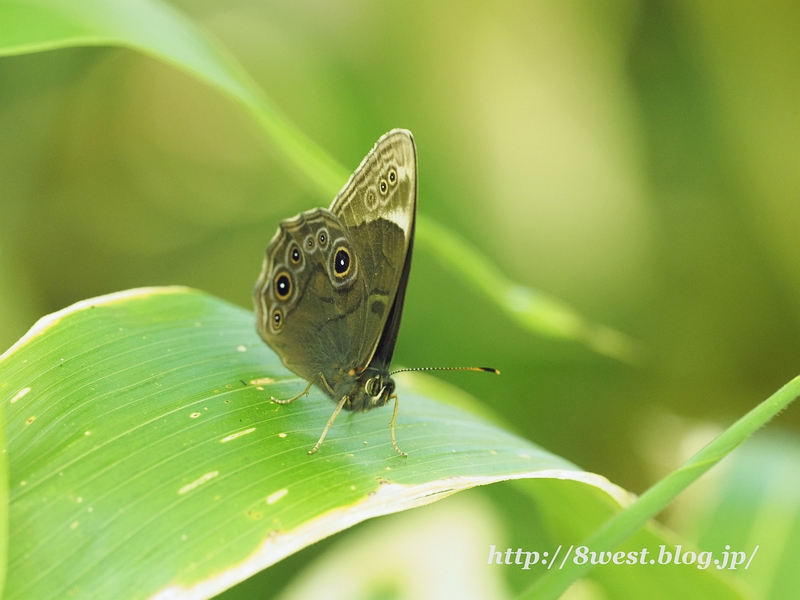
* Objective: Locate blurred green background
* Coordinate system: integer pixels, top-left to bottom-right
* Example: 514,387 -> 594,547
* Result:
1,1 -> 799,598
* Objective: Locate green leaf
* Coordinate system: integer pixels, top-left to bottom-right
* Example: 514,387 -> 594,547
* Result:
0,388 -> 7,598
0,0 -> 344,198
519,376 -> 800,600
0,0 -> 637,361
684,431 -> 800,600
514,479 -> 752,600
1,286 -> 613,599
261,477 -> 750,600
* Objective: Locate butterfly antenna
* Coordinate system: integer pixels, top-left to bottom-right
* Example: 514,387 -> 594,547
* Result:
389,366 -> 500,376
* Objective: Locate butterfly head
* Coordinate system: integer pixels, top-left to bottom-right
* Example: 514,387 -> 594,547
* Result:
349,366 -> 394,410
366,374 -> 394,405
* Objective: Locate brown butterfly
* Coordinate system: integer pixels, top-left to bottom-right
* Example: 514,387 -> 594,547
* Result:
254,130 -> 497,455
254,129 -> 417,456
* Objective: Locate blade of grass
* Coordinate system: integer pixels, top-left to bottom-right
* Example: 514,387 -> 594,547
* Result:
518,375 -> 800,600
0,0 -> 638,361
0,398 -> 7,599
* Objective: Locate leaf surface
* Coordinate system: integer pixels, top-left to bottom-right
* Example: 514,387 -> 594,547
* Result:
2,287 -> 600,599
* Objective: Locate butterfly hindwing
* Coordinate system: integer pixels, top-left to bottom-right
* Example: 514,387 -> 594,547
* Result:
254,208 -> 368,390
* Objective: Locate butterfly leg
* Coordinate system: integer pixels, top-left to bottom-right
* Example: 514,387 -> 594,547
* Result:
388,394 -> 408,457
271,373 -> 332,405
308,394 -> 349,455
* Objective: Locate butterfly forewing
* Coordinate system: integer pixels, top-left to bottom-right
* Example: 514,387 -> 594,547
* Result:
254,209 -> 367,388
329,130 -> 417,369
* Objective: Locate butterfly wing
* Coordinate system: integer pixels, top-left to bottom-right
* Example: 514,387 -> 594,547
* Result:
254,129 -> 417,394
329,129 -> 418,370
254,208 -> 369,392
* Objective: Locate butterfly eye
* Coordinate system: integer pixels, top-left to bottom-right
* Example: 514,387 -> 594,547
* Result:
365,377 -> 380,397
271,308 -> 283,331
289,245 -> 301,264
379,179 -> 388,195
388,168 -> 397,186
333,247 -> 351,278
274,271 -> 292,300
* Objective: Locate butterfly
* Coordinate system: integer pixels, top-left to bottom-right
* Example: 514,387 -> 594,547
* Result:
254,129 -> 418,456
